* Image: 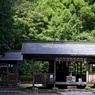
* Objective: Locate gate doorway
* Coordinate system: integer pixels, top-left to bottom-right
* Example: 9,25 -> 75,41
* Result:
56,61 -> 68,82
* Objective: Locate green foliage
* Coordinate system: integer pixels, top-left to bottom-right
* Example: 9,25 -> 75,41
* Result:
19,60 -> 32,75
19,75 -> 32,82
1,0 -> 95,53
68,62 -> 75,73
0,1 -> 14,54
68,62 -> 86,75
19,60 -> 49,76
73,32 -> 93,41
80,6 -> 95,30
1,0 -> 95,76
35,61 -> 49,73
9,0 -> 95,47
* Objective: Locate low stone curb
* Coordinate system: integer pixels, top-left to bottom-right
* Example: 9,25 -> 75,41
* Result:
1,88 -> 95,94
23,88 -> 95,94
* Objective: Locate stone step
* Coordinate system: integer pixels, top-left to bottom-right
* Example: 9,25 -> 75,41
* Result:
67,86 -> 77,89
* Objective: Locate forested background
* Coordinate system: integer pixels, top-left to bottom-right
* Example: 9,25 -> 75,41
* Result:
0,0 -> 95,82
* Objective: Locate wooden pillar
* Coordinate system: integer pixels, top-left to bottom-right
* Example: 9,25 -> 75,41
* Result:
54,59 -> 56,88
86,60 -> 89,84
16,62 -> 19,83
92,64 -> 93,73
32,59 -> 35,88
91,64 -> 93,73
77,62 -> 78,74
7,63 -> 9,82
80,62 -> 82,76
74,62 -> 76,75
79,62 -> 81,76
66,61 -> 68,68
66,61 -> 69,75
68,62 -> 70,74
49,60 -> 54,73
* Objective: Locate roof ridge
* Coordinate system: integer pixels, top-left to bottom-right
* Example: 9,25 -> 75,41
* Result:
20,40 -> 95,44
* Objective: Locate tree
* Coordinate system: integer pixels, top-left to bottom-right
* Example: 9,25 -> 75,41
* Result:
0,1 -> 14,54
1,0 -> 95,78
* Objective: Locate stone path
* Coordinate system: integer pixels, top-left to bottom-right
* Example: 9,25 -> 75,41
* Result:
0,93 -> 57,95
1,90 -> 95,95
60,92 -> 95,95
0,92 -> 57,95
17,83 -> 42,88
0,89 -> 57,95
1,91 -> 95,95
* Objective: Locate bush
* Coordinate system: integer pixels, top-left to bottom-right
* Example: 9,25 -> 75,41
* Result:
19,75 -> 32,83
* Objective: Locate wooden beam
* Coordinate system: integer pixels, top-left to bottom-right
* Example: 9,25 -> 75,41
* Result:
56,57 -> 85,62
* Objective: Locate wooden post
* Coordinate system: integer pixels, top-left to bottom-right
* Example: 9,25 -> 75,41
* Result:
16,62 -> 19,84
92,64 -> 93,73
7,63 -> 9,83
86,59 -> 89,84
54,59 -> 56,88
66,61 -> 69,75
77,62 -> 78,75
74,62 -> 76,75
32,59 -> 35,89
80,62 -> 82,76
66,61 -> 68,68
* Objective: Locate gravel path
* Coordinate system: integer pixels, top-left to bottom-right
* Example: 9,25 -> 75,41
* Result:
0,92 -> 57,95
1,92 -> 95,95
0,88 -> 57,95
0,93 -> 57,95
60,92 -> 95,95
1,89 -> 95,95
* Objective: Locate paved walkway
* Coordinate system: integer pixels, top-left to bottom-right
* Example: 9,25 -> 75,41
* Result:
0,90 -> 57,95
1,91 -> 95,95
1,83 -> 95,95
0,92 -> 57,95
17,83 -> 42,88
60,92 -> 95,95
1,88 -> 95,95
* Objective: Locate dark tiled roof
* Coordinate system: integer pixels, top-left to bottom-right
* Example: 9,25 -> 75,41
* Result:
0,51 -> 23,61
21,41 -> 95,56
